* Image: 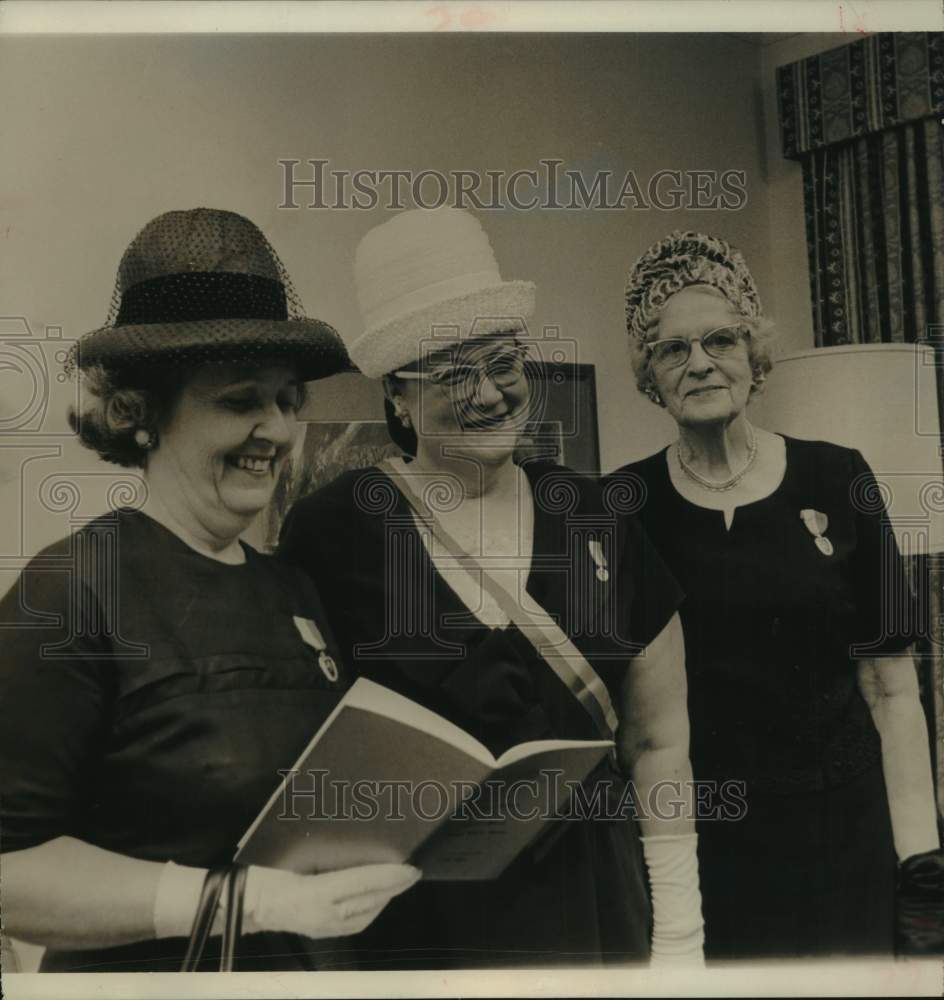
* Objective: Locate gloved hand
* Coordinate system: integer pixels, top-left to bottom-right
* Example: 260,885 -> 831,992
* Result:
242,863 -> 421,937
641,833 -> 705,966
153,860 -> 420,941
897,847 -> 944,956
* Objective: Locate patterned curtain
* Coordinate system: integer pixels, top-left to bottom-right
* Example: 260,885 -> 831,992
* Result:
778,32 -> 944,814
777,31 -> 944,348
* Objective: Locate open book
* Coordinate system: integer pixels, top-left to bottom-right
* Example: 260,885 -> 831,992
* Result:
236,677 -> 613,880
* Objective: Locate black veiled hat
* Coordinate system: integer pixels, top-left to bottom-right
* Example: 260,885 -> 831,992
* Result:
69,207 -> 352,380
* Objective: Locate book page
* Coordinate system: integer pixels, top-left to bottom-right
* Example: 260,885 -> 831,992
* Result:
346,677 -> 497,765
236,698 -> 495,873
418,742 -> 611,880
496,737 -> 614,769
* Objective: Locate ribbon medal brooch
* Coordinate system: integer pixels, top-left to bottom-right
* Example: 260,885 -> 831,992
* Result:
293,616 -> 340,682
588,539 -> 610,582
800,508 -> 833,557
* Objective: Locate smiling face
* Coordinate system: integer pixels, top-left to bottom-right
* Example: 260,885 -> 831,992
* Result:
146,362 -> 303,541
648,286 -> 754,429
394,334 -> 533,467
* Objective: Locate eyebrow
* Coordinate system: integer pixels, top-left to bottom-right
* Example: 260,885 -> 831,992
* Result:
212,376 -> 302,393
658,321 -> 742,339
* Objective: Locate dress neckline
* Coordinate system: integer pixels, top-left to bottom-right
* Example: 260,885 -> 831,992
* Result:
117,507 -> 256,568
659,434 -> 793,527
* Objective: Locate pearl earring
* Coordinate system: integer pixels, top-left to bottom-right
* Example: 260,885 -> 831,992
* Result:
134,428 -> 156,450
644,387 -> 664,406
392,399 -> 412,427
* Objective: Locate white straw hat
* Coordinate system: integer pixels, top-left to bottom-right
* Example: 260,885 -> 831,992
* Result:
349,207 -> 535,378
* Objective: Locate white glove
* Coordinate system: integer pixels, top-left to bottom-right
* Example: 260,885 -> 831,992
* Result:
641,833 -> 705,966
153,861 -> 420,940
242,863 -> 420,937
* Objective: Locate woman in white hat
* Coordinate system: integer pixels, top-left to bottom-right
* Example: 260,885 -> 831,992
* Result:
606,231 -> 943,958
279,208 -> 704,967
0,208 -> 419,972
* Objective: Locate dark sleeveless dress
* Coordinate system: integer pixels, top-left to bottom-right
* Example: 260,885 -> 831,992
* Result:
605,437 -> 913,959
278,459 -> 683,968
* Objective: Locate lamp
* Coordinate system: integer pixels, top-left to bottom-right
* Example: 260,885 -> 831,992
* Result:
751,343 -> 944,556
752,342 -> 944,807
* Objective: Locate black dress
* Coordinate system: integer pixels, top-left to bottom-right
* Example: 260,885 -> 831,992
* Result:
605,436 -> 914,960
0,509 -> 350,972
278,459 -> 683,968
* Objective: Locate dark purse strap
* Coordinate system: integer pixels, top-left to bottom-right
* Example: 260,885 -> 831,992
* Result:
181,865 -> 248,972
221,865 -> 248,971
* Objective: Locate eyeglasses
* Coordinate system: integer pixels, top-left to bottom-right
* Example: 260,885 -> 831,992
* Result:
394,345 -> 531,399
646,325 -> 749,371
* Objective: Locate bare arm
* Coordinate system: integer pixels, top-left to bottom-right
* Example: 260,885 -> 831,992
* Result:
619,612 -> 703,963
2,837 -> 164,951
857,652 -> 940,861
619,612 -> 694,836
2,837 -> 420,953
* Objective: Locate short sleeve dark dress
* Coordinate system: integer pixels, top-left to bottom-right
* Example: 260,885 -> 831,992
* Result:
278,459 -> 683,968
0,509 -> 350,972
606,437 -> 915,959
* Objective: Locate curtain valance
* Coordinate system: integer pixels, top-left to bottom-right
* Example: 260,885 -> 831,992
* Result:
778,32 -> 944,160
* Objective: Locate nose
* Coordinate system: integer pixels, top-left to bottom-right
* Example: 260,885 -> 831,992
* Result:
252,402 -> 297,447
472,372 -> 505,408
686,340 -> 716,375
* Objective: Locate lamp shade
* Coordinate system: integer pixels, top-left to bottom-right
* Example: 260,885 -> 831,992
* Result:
750,343 -> 944,555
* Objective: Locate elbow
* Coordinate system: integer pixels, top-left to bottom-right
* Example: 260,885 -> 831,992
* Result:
618,721 -> 690,774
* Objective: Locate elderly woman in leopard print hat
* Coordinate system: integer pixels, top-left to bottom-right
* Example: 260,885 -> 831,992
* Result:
605,230 -> 944,960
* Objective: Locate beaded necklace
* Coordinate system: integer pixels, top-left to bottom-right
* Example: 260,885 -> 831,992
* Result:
676,423 -> 758,492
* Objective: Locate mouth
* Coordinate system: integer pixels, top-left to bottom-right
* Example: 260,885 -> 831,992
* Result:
226,454 -> 278,476
462,414 -> 520,434
685,386 -> 725,398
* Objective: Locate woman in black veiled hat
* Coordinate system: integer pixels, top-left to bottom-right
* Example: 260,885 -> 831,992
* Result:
0,209 -> 419,972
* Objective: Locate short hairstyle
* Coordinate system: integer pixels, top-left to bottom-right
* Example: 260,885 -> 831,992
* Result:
628,285 -> 778,404
381,374 -> 418,456
68,364 -> 183,468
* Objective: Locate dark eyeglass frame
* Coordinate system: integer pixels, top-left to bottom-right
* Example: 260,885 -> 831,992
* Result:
645,324 -> 751,371
393,344 -> 532,400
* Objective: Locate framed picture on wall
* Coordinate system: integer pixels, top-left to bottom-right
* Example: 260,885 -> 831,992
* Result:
515,361 -> 600,474
255,362 -> 601,550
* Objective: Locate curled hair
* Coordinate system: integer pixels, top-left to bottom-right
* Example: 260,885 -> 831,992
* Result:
68,364 -> 181,468
381,374 -> 418,456
628,286 -> 779,405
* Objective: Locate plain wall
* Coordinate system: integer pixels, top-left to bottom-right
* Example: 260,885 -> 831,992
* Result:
0,32 -> 823,559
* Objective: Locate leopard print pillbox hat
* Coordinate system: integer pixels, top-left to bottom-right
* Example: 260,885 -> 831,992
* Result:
624,230 -> 763,341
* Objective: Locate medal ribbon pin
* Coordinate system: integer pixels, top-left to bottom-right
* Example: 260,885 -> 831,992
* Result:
800,509 -> 833,556
293,616 -> 340,682
588,539 -> 609,582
